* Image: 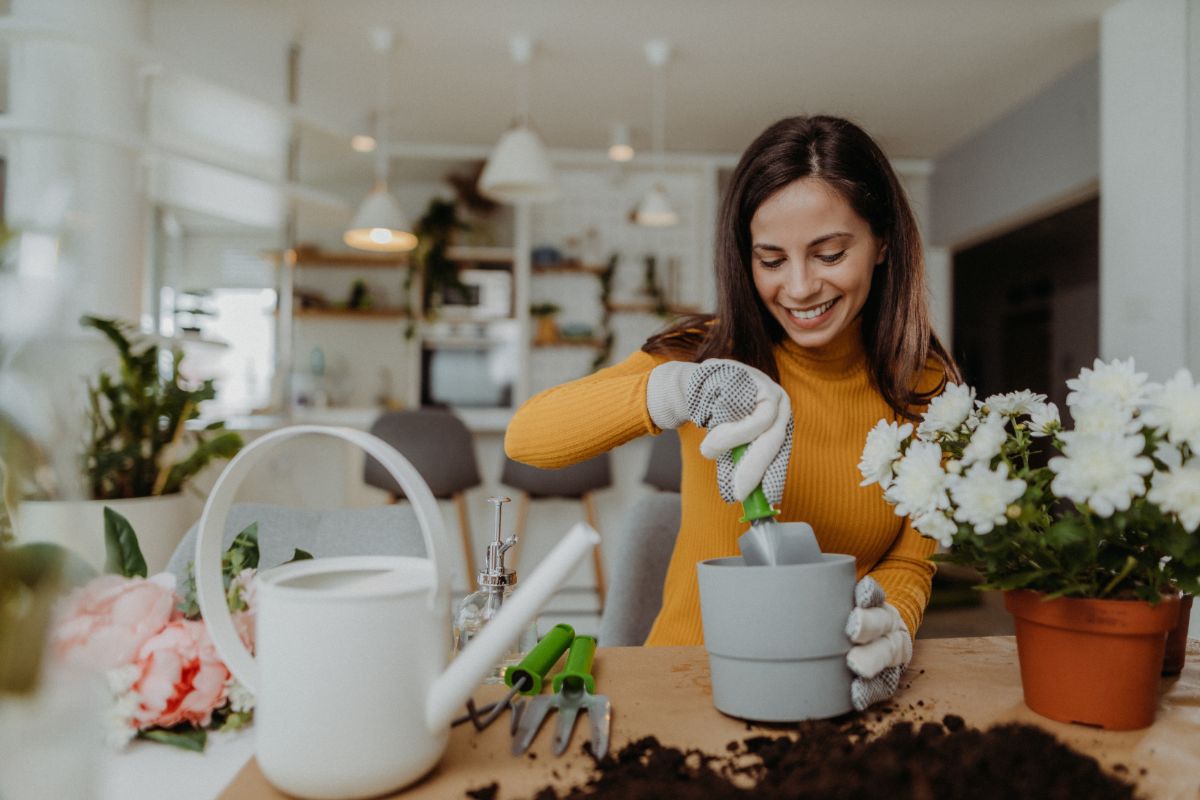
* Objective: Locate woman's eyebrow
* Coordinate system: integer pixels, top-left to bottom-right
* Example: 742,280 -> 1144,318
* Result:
752,242 -> 785,252
809,232 -> 853,247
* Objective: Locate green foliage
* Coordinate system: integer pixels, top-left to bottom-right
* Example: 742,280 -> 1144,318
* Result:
103,507 -> 147,578
80,316 -> 242,500
413,198 -> 470,310
530,302 -> 561,317
137,725 -> 207,752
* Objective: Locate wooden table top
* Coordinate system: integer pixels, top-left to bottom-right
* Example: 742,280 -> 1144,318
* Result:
220,636 -> 1200,800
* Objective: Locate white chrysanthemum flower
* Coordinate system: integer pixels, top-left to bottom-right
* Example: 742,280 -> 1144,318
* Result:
1027,402 -> 1061,437
1148,463 -> 1200,533
1141,368 -> 1200,452
913,510 -> 958,547
1154,441 -> 1184,470
948,461 -> 1027,534
917,383 -> 976,440
102,666 -> 142,750
962,414 -> 1008,466
985,390 -> 1046,417
884,440 -> 950,518
858,419 -> 914,489
226,677 -> 256,714
1065,357 -> 1151,413
1069,399 -> 1139,435
1048,431 -> 1154,517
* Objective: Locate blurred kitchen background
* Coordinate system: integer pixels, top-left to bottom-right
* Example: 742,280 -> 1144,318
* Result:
1,0 -> 1197,634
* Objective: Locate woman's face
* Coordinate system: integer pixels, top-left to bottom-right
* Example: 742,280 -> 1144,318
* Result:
749,178 -> 885,349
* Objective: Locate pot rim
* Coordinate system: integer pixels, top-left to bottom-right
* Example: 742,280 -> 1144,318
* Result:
1004,589 -> 1181,635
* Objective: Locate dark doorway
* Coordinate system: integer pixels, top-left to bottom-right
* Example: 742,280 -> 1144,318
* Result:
952,197 -> 1099,414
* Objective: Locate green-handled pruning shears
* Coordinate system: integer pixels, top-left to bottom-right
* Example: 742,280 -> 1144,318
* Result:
452,623 -> 575,731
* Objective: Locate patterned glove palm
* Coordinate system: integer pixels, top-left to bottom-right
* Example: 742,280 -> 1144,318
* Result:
647,359 -> 793,503
845,577 -> 912,711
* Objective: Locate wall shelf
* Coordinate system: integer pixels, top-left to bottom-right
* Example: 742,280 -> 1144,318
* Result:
291,307 -> 411,319
532,262 -> 608,276
605,301 -> 702,315
533,337 -> 606,348
264,247 -> 411,268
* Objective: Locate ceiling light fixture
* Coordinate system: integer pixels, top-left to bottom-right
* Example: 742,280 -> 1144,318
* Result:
608,122 -> 634,162
634,39 -> 678,227
344,28 -> 417,252
478,34 -> 556,204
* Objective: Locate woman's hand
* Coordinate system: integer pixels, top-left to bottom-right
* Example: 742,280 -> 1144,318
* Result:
647,359 -> 792,503
845,576 -> 912,711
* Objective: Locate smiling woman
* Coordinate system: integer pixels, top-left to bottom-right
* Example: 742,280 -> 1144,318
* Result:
505,115 -> 959,712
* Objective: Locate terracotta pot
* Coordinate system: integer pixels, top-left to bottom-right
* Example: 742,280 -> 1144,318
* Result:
533,316 -> 559,345
1004,590 -> 1180,730
1162,594 -> 1194,676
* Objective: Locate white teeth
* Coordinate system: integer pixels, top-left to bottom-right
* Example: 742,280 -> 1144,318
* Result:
788,298 -> 835,320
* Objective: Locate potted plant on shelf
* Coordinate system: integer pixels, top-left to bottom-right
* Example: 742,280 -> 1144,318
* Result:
859,357 -> 1199,730
14,317 -> 242,574
530,302 -> 562,345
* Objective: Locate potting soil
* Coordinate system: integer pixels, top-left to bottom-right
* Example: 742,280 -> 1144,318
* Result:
468,713 -> 1139,799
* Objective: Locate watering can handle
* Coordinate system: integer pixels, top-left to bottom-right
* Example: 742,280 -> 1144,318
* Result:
194,425 -> 451,694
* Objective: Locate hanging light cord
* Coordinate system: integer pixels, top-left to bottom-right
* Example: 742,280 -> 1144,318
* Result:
516,51 -> 531,127
374,40 -> 391,185
652,59 -> 666,178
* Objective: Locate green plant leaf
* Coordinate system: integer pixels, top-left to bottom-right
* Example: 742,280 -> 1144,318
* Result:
1044,518 -> 1089,548
286,548 -> 314,562
137,726 -> 207,752
103,507 -> 147,578
226,522 -> 260,572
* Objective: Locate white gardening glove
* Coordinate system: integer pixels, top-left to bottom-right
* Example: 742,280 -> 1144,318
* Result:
647,359 -> 793,503
845,576 -> 912,712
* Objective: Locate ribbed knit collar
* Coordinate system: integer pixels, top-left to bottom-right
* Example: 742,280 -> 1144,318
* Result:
776,317 -> 867,375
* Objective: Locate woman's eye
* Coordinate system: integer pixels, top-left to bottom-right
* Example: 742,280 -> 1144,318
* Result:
759,257 -> 785,269
817,251 -> 846,265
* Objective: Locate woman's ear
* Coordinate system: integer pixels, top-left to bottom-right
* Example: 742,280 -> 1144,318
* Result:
875,243 -> 888,266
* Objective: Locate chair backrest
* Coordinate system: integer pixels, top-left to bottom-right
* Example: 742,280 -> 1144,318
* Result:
597,492 -> 681,646
166,502 -> 428,590
364,409 -> 482,499
500,451 -> 612,499
642,429 -> 682,492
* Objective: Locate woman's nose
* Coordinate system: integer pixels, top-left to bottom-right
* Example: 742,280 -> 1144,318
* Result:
782,261 -> 821,300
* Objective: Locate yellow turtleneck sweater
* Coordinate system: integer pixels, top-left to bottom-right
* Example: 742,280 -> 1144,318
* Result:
505,322 -> 940,646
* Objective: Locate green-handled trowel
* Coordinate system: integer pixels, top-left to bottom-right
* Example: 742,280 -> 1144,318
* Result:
731,444 -> 822,566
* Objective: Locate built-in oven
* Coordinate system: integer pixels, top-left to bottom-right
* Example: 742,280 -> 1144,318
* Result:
420,319 -> 518,408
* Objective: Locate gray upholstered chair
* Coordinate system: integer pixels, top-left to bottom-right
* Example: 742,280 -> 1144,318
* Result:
596,431 -> 684,646
500,451 -> 612,607
166,502 -> 427,591
364,409 -> 482,589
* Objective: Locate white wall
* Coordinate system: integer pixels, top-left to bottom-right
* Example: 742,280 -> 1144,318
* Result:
1100,0 -> 1198,379
930,56 -> 1099,250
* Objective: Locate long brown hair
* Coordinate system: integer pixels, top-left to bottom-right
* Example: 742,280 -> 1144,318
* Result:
643,115 -> 958,419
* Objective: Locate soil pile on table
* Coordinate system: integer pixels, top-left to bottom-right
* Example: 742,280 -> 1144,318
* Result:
479,714 -> 1139,799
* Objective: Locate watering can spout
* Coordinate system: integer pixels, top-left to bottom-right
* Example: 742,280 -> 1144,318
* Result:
425,522 -> 600,733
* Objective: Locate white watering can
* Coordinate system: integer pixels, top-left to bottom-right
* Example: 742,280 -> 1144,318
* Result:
196,426 -> 599,800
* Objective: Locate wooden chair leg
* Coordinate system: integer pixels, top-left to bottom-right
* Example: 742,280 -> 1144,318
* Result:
508,493 -> 531,570
453,492 -> 477,591
582,491 -> 606,610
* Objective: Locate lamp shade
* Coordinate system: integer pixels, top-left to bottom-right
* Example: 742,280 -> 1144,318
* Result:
634,184 -> 679,227
343,182 -> 418,252
478,125 -> 557,203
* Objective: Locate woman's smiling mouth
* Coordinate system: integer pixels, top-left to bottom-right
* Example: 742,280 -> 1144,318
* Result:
786,297 -> 839,322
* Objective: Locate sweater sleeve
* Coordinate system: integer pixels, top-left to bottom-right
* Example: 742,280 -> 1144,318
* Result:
504,349 -> 668,468
866,517 -> 937,638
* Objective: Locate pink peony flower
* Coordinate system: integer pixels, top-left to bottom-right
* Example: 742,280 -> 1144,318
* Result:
52,573 -> 178,670
131,619 -> 230,729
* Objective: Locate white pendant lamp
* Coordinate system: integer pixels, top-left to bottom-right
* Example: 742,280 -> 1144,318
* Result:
608,122 -> 634,162
478,35 -> 557,204
634,39 -> 678,228
345,28 -> 417,252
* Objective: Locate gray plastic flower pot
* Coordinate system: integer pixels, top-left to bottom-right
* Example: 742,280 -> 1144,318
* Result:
697,553 -> 856,722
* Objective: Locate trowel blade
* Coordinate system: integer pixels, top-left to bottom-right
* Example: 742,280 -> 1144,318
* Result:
738,520 -> 823,566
